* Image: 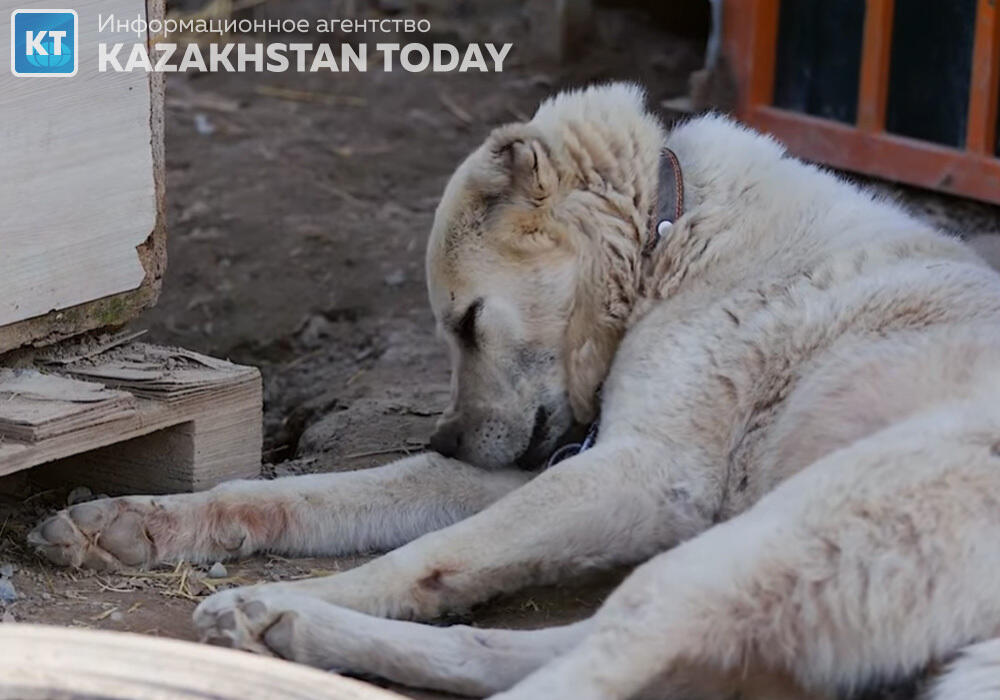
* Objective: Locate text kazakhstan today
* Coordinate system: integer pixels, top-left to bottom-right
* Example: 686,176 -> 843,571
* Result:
99,41 -> 513,73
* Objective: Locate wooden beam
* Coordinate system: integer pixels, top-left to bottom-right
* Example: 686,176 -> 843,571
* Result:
746,105 -> 1000,205
721,0 -> 757,115
966,0 -> 1000,154
857,0 -> 895,132
747,0 -> 780,108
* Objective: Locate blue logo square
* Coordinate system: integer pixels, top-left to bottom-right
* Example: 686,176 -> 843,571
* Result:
10,9 -> 78,77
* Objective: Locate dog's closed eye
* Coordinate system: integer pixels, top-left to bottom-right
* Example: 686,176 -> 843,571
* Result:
455,299 -> 483,349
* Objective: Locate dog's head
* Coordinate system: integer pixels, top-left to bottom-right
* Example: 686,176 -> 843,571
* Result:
425,84 -> 663,469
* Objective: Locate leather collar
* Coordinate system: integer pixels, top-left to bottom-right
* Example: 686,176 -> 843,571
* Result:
641,147 -> 685,257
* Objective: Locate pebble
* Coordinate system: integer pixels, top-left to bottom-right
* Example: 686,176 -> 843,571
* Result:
0,579 -> 17,604
207,562 -> 227,579
1,611 -> 14,624
384,269 -> 406,287
194,113 -> 215,136
0,563 -> 14,579
67,486 -> 93,506
110,611 -> 124,623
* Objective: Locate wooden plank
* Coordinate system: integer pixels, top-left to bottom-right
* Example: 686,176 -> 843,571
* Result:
747,105 -> 1000,205
721,0 -> 757,115
966,0 -> 1000,154
722,0 -> 779,115
0,370 -> 136,442
0,0 -> 166,353
0,624 -> 401,699
747,0 -> 780,108
857,0 -> 895,132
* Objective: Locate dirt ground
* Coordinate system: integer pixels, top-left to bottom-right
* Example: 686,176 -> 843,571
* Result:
1,2 -> 998,698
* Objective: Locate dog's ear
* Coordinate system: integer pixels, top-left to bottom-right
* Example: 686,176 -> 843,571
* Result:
487,124 -> 558,203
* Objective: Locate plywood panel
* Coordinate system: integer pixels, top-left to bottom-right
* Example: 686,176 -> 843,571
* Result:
0,0 -> 164,351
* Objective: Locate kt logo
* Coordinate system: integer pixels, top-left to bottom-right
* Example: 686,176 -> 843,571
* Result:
10,9 -> 78,77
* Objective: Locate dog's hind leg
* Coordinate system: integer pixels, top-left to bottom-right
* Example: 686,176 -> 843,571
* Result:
29,454 -> 530,570
200,589 -> 590,696
495,398 -> 1000,700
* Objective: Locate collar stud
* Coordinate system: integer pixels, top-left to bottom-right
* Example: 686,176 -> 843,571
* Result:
656,219 -> 673,238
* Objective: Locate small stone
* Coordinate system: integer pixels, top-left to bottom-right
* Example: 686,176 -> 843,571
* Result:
194,113 -> 215,136
297,314 -> 335,348
40,592 -> 53,601
207,562 -> 227,579
384,270 -> 406,287
110,611 -> 124,623
0,579 -> 17,604
0,563 -> 15,578
1,611 -> 14,623
67,486 -> 92,506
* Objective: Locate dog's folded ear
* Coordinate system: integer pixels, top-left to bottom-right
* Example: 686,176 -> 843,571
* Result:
487,124 -> 558,203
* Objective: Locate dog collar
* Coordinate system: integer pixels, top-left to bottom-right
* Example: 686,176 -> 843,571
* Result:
642,147 -> 685,256
546,385 -> 603,469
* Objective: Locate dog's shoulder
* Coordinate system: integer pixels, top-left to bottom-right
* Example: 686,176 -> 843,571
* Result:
666,114 -> 994,292
623,113 -> 1000,362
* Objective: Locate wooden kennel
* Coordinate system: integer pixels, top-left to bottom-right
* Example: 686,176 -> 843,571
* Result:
723,0 -> 1000,204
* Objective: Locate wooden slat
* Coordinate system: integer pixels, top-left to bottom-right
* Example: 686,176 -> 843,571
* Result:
747,0 -> 780,108
966,0 -> 1000,154
746,105 -> 1000,205
721,0 -> 758,114
857,0 -> 895,132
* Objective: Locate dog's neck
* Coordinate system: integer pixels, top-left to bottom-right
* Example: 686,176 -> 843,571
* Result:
562,115 -> 757,421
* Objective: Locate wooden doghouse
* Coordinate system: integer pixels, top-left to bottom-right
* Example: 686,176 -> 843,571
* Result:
0,0 -> 262,493
723,0 -> 1000,204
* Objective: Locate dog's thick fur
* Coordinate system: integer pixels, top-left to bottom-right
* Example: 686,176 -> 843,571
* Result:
29,84 -> 1000,699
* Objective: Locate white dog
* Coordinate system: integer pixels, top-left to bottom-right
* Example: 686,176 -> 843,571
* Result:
30,83 -> 1000,699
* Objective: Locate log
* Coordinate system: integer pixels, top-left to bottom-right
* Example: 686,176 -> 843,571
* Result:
0,623 -> 402,699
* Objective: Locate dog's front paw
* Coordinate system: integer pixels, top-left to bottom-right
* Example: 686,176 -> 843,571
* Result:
28,498 -> 160,570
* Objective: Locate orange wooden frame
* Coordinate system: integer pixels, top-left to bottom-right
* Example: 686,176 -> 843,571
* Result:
723,0 -> 1000,205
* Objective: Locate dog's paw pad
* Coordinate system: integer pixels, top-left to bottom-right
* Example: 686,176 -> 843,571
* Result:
28,499 -> 157,570
194,588 -> 290,657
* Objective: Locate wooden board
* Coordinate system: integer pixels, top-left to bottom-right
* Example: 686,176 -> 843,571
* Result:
0,370 -> 135,442
0,624 -> 402,700
0,0 -> 166,354
0,343 -> 262,494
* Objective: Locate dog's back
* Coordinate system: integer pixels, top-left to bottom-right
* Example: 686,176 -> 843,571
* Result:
608,114 -> 1000,518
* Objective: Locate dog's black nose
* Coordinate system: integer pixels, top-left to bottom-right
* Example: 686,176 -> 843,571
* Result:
429,424 -> 461,458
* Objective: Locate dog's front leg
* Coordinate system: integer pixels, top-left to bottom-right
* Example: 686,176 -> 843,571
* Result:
195,590 -> 592,696
29,453 -> 530,570
195,439 -> 718,625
